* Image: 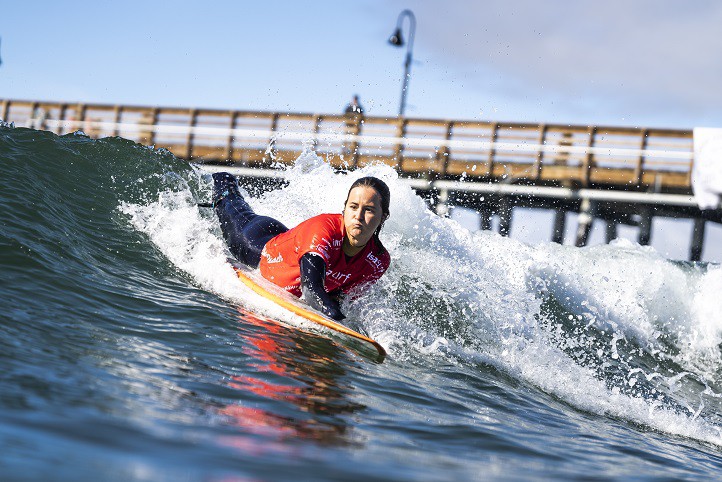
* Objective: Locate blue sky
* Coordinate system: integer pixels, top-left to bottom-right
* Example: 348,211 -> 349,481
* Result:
2,1 -> 721,260
3,1 -> 722,129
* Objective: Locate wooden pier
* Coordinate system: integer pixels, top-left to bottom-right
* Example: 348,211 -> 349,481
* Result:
2,98 -> 718,261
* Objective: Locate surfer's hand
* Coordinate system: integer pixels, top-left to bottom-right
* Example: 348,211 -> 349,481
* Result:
321,299 -> 345,321
324,290 -> 346,320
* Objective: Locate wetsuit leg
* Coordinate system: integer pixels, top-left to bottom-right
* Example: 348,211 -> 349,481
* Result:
212,172 -> 288,268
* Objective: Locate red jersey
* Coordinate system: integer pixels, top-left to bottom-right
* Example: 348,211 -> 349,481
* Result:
259,213 -> 390,297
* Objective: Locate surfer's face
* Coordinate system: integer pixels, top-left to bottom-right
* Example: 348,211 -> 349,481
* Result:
343,186 -> 386,249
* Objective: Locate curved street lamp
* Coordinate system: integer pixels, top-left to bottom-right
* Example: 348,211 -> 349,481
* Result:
388,10 -> 416,117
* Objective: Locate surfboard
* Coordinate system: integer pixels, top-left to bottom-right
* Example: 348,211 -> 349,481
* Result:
229,260 -> 387,360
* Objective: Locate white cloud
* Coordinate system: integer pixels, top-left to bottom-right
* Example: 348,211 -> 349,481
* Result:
394,0 -> 722,125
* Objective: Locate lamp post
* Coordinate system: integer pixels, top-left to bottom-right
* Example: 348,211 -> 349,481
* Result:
388,9 -> 416,117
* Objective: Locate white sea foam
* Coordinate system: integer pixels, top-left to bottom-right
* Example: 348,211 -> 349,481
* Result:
121,150 -> 722,446
119,188 -> 321,333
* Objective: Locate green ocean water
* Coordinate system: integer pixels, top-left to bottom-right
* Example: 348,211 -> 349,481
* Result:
2,124 -> 722,481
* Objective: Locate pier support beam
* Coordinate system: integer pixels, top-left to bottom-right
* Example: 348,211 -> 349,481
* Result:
574,198 -> 594,247
638,208 -> 653,246
477,194 -> 492,231
498,197 -> 512,237
690,217 -> 706,262
480,208 -> 492,231
605,220 -> 618,243
552,210 -> 566,244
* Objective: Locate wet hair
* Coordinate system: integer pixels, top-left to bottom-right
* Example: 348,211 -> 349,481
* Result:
344,176 -> 391,248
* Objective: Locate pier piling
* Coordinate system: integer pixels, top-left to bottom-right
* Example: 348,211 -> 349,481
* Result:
691,218 -> 706,261
552,210 -> 566,244
638,208 -> 654,246
574,199 -> 594,247
605,220 -> 618,243
498,197 -> 512,237
480,206 -> 493,232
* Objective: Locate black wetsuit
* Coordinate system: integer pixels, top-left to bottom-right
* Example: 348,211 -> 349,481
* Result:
212,172 -> 288,268
212,172 -> 344,320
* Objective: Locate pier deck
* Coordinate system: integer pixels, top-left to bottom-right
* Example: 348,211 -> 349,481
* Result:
2,99 -> 718,261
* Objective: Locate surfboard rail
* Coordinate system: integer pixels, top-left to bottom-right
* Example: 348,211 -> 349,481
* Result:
230,261 -> 387,359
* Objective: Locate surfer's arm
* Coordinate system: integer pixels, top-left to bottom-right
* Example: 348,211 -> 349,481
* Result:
299,253 -> 345,321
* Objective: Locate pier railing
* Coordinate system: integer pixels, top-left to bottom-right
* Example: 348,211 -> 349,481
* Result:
1,99 -> 694,194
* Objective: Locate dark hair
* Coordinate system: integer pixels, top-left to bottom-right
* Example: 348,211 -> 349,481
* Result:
344,176 -> 391,244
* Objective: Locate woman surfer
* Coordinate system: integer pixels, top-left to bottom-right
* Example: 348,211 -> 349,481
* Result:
212,172 -> 391,321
